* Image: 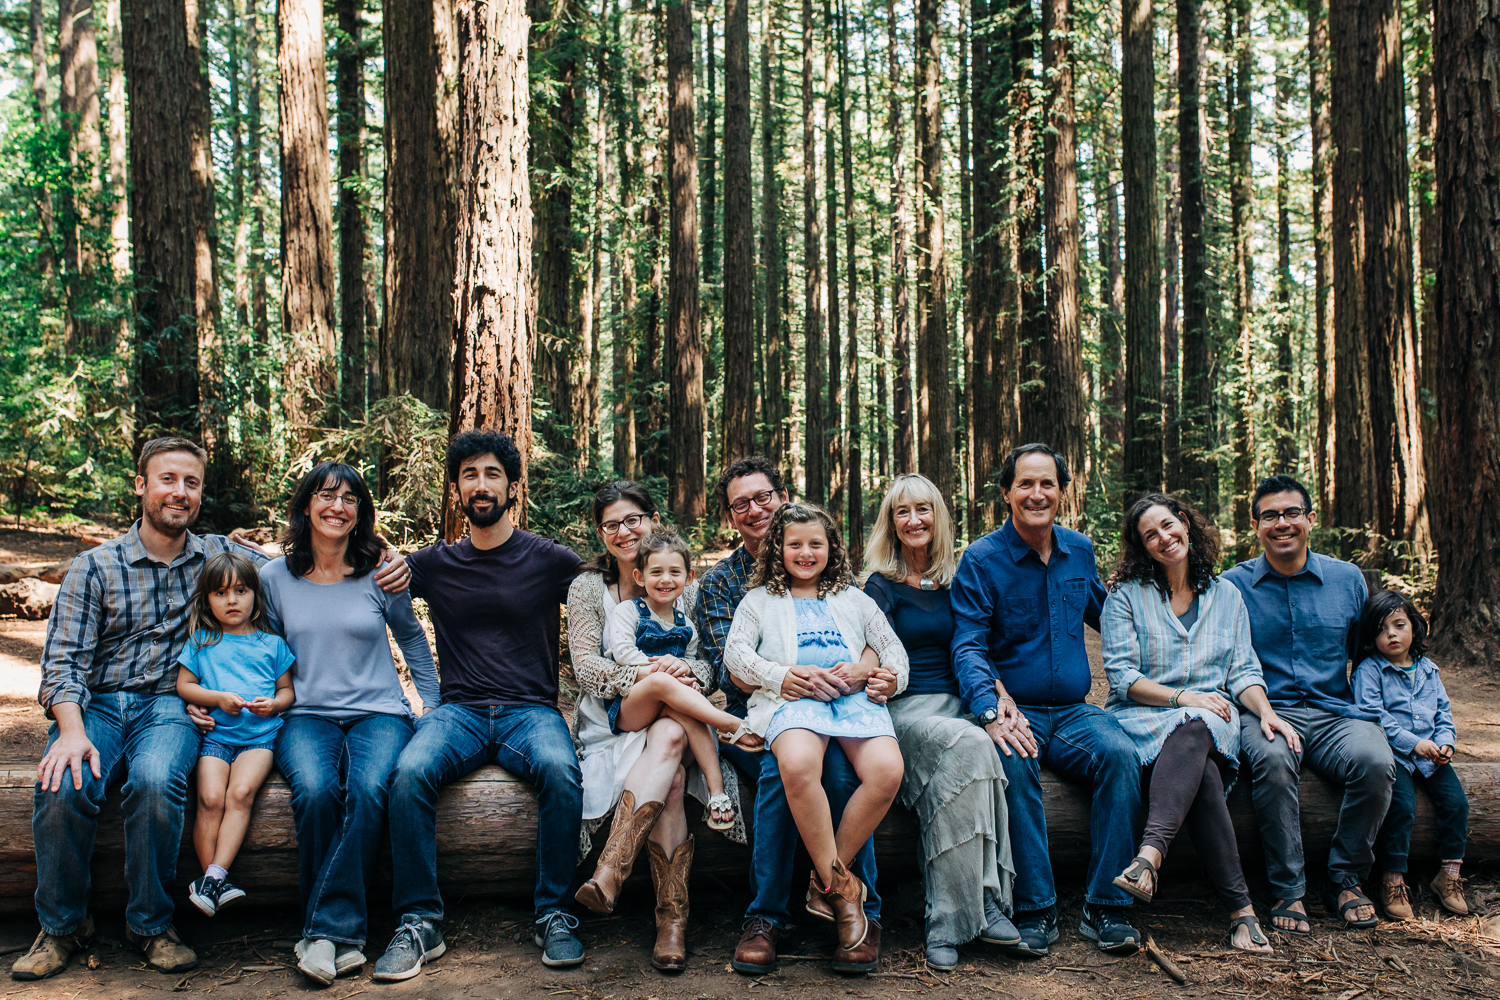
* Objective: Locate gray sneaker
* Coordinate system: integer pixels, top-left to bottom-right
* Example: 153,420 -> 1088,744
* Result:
296,938 -> 336,986
371,916 -> 445,982
532,911 -> 584,968
979,894 -> 1022,945
295,938 -> 365,980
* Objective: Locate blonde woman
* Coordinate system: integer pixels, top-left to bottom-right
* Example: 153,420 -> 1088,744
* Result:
862,474 -> 1018,970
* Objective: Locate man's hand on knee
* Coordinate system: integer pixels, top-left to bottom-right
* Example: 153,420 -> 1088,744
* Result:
38,704 -> 101,792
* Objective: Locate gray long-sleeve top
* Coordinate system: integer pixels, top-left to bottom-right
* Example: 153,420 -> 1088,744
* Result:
260,557 -> 441,719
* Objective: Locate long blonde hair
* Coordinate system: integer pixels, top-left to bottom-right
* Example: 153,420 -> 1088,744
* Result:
863,473 -> 958,587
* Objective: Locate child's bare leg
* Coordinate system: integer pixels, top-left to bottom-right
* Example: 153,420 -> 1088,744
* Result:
210,749 -> 274,871
616,671 -> 758,739
661,707 -> 726,796
193,758 -> 230,871
773,729 -> 838,884
831,736 -> 903,865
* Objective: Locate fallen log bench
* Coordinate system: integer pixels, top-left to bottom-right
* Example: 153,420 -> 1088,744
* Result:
0,759 -> 1492,917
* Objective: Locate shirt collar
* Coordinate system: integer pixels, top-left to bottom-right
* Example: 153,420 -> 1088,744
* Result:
1000,518 -> 1070,565
123,520 -> 206,568
1380,654 -> 1433,678
1251,549 -> 1326,585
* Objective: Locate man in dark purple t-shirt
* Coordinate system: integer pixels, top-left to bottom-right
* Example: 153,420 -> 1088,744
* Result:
373,430 -> 586,981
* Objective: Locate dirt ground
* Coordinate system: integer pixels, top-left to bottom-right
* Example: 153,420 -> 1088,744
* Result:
2,521 -> 1499,999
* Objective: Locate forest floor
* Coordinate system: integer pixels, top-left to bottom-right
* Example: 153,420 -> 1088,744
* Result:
0,520 -> 1498,998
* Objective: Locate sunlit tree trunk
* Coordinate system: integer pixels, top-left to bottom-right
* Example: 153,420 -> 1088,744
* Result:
915,0 -> 953,498
1229,0 -> 1253,551
1177,0 -> 1213,503
1310,0 -> 1334,516
60,0 -> 102,350
105,0 -> 129,349
759,0 -> 784,466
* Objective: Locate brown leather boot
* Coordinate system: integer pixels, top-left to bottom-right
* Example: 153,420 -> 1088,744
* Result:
831,917 -> 881,974
1381,877 -> 1413,921
648,836 -> 693,972
574,790 -> 664,915
1431,870 -> 1469,915
805,871 -> 835,922
815,861 -> 869,953
731,917 -> 779,975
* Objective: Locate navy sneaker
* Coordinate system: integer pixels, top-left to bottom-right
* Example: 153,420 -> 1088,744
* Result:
188,876 -> 226,917
533,912 -> 584,968
372,915 -> 445,981
1079,902 -> 1141,954
216,881 -> 246,909
1007,908 -> 1060,957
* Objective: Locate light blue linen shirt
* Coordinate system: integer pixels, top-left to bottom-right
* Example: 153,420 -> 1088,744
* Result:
1351,655 -> 1457,776
1102,577 -> 1265,769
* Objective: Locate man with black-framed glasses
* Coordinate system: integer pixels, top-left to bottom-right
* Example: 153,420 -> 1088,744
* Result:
1223,475 -> 1394,935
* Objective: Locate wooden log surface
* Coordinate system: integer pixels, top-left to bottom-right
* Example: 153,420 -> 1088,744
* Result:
0,759 -> 1493,916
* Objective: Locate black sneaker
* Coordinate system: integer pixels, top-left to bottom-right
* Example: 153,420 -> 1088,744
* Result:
217,881 -> 246,909
188,876 -> 226,917
1079,902 -> 1141,954
371,915 -> 445,982
533,911 -> 584,968
1007,908 -> 1060,957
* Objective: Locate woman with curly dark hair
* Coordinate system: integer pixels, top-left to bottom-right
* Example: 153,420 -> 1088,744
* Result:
724,504 -> 909,960
1102,494 -> 1296,954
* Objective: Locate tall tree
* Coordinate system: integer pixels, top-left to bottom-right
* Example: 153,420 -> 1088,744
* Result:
105,0 -> 129,348
1309,0 -> 1334,515
336,0 -> 374,420
383,0 -> 457,413
1011,0 -> 1044,439
59,0 -> 102,349
968,0 -> 1005,526
887,0 -> 913,473
915,0 -> 953,497
447,0 -> 533,534
1428,0 -> 1500,662
1272,8 -> 1295,471
1097,146 -> 1126,464
1177,0 -> 1213,502
701,9 -> 718,291
802,0 -> 825,501
280,0 -> 339,428
30,0 -> 54,288
825,0 -> 843,517
839,0 -> 861,544
124,0 -> 218,435
1228,0 -> 1253,545
1043,0 -> 1084,513
721,0 -> 754,461
666,0 -> 706,523
759,0 -> 784,465
1120,0 -> 1161,495
1415,0 -> 1438,496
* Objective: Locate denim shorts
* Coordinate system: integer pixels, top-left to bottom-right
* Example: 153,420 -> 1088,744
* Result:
200,736 -> 277,764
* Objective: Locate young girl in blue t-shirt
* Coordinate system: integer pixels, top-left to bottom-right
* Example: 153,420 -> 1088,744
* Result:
175,551 -> 295,917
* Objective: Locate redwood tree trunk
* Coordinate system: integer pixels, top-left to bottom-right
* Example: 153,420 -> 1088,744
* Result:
1229,0 -> 1254,552
759,0 -> 784,466
802,0 -> 824,502
1310,0 -> 1335,516
666,0 -> 705,524
1177,0 -> 1213,503
887,0 -> 913,475
838,0 -> 860,543
336,0 -> 371,421
1120,0 -> 1161,496
1428,0 -> 1500,663
60,0 -> 102,350
721,0 -> 754,462
915,0 -> 953,498
280,0 -> 339,428
447,0 -> 532,536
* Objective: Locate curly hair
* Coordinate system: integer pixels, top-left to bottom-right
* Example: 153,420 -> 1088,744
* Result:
1106,493 -> 1219,599
1357,589 -> 1429,663
750,503 -> 853,598
714,455 -> 787,513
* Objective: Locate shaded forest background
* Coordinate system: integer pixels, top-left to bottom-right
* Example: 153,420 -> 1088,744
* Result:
0,0 -> 1495,660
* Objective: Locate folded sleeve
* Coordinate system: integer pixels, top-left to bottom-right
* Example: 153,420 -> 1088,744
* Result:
38,557 -> 103,716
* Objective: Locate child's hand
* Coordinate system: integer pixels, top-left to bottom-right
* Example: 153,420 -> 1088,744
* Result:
1439,743 -> 1456,762
1414,739 -> 1443,762
219,693 -> 247,714
245,696 -> 278,718
865,668 -> 897,705
653,655 -> 693,678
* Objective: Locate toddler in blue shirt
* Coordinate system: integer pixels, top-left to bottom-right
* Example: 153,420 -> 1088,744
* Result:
1352,590 -> 1468,920
175,551 -> 295,918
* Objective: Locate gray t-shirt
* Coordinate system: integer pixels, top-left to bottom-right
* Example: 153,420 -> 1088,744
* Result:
260,557 -> 441,719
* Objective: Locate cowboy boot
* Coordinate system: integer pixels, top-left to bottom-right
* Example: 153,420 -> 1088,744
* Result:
575,790 -> 664,915
648,836 -> 694,972
814,860 -> 869,953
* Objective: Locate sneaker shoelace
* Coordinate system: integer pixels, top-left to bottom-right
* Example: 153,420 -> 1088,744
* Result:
387,920 -> 426,954
540,912 -> 579,939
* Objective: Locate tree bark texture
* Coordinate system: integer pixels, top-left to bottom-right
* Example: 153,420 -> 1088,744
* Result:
1098,146 -> 1125,465
1011,2 -> 1044,442
825,3 -> 843,519
915,0 -> 953,499
337,0 -> 372,421
383,0 -> 458,413
1429,0 -> 1500,662
888,0 -> 913,475
802,0 -> 824,502
1310,0 -> 1335,517
60,0 -> 102,350
106,0 -> 129,349
124,0 -> 217,437
1120,0 -> 1161,497
721,0 -> 754,463
759,0 -> 784,466
1273,21 -> 1295,472
1229,0 -> 1253,550
838,0 -> 860,546
31,0 -> 54,286
1416,0 -> 1438,507
666,0 -> 705,524
1177,0 -> 1213,504
279,0 -> 339,429
447,0 -> 533,535
968,0 -> 1005,527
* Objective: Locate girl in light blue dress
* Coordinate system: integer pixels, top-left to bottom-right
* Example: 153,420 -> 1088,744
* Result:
724,504 -> 909,955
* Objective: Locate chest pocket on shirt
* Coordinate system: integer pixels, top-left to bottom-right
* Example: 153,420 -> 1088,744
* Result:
999,597 -> 1040,639
1060,578 -> 1087,635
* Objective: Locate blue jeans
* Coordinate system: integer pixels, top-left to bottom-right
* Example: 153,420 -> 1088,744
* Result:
388,703 -> 582,921
1376,762 -> 1468,873
275,713 -> 415,946
32,692 -> 200,937
999,702 -> 1141,912
724,741 -> 881,926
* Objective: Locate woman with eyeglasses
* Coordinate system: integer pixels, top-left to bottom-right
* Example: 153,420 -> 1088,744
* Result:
566,481 -> 744,971
256,462 -> 442,985
860,474 -> 1019,970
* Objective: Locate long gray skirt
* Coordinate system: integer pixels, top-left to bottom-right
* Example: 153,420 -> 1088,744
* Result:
888,693 -> 1015,947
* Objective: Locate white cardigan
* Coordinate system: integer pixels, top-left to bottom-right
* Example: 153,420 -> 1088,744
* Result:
724,584 -> 910,736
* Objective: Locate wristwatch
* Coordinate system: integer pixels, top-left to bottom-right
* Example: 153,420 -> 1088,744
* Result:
978,707 -> 999,726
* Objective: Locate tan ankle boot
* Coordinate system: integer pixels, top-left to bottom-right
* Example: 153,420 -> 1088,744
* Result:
575,790 -> 664,915
1431,870 -> 1469,915
648,836 -> 693,971
1381,878 -> 1413,921
816,860 -> 869,953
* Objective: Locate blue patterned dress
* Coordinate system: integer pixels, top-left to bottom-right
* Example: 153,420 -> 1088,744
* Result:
764,597 -> 897,746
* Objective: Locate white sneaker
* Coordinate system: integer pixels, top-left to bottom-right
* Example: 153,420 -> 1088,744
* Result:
294,938 -> 366,977
295,938 -> 337,986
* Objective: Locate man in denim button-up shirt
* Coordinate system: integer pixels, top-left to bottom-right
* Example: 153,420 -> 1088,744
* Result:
1222,474 -> 1395,933
951,444 -> 1141,957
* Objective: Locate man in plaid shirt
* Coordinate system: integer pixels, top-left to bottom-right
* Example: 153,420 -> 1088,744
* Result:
695,456 -> 885,976
13,438 -> 408,982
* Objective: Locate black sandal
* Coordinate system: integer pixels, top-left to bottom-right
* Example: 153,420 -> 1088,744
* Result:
1228,913 -> 1272,954
1329,886 -> 1379,930
1268,900 -> 1311,936
1112,855 -> 1158,903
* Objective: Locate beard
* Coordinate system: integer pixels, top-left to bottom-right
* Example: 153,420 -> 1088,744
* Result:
142,494 -> 196,537
462,491 -> 508,528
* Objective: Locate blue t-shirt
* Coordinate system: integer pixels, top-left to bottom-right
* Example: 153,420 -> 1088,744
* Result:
175,630 -> 296,745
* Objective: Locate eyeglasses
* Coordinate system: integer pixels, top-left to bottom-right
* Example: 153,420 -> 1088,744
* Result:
313,489 -> 361,508
728,490 -> 778,515
600,512 -> 649,535
1257,506 -> 1306,525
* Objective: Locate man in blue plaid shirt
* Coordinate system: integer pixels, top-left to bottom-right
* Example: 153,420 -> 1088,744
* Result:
695,456 -> 885,976
13,438 -> 408,982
